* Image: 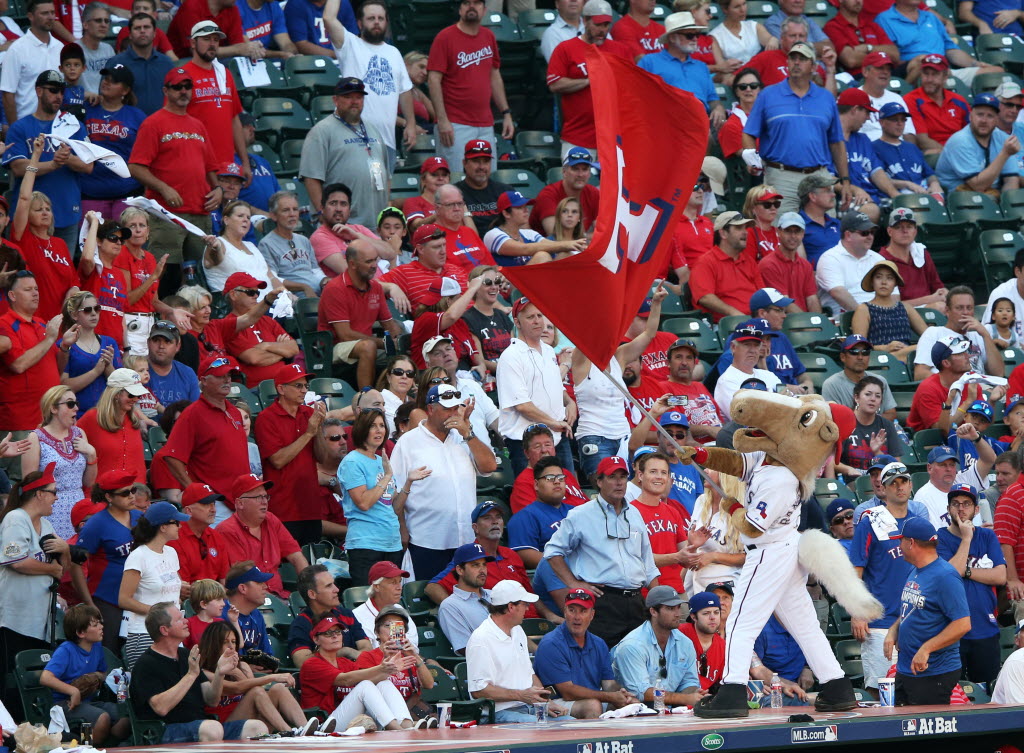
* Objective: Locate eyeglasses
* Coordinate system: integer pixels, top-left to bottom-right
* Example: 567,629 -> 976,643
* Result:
854,230 -> 875,237
680,32 -> 701,39
88,16 -> 111,22
831,511 -> 854,525
41,86 -> 64,94
758,200 -> 782,209
539,474 -> 566,482
285,382 -> 309,391
428,376 -> 452,384
317,629 -> 344,637
390,368 -> 415,377
439,201 -> 466,208
735,82 -> 761,91
326,434 -> 343,442
60,399 -> 79,409
197,536 -> 208,560
237,288 -> 259,297
847,349 -> 871,356
37,488 -> 58,497
240,494 -> 270,502
949,500 -> 977,509
167,82 -> 193,90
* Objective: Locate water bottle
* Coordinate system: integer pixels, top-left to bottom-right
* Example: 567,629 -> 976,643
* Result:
182,260 -> 197,284
769,673 -> 782,709
651,675 -> 666,713
115,671 -> 127,703
483,372 -> 496,393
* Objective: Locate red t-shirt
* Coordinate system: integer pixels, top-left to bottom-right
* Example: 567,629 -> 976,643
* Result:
130,108 -> 218,215
747,49 -> 827,86
691,34 -> 715,66
632,499 -> 688,592
402,195 -> 435,222
254,400 -> 323,523
317,273 -> 392,340
115,248 -> 157,314
822,13 -> 893,76
0,310 -> 59,431
995,474 -> 1024,580
903,87 -> 970,146
115,25 -> 175,54
427,25 -> 502,127
718,113 -> 745,158
149,445 -> 181,492
690,245 -> 764,322
546,37 -> 633,148
15,231 -> 79,322
355,648 -> 421,697
639,331 -> 680,382
510,467 -> 588,513
664,380 -> 724,435
169,521 -> 229,584
432,545 -> 541,618
379,261 -> 468,309
299,653 -> 357,711
163,395 -> 250,498
410,312 -> 477,369
443,225 -> 493,272
529,182 -> 600,234
878,247 -> 944,301
218,313 -> 292,386
610,15 -> 664,60
216,511 -> 301,597
168,0 -> 246,57
627,375 -> 669,429
76,409 -> 147,480
745,226 -> 779,263
907,374 -> 983,431
79,264 -> 128,345
1009,363 -> 1024,403
758,251 -> 817,311
670,214 -> 714,271
679,622 -> 725,690
184,614 -> 222,650
183,61 -> 243,169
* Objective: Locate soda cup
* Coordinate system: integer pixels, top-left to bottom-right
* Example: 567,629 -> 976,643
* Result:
436,702 -> 452,727
878,678 -> 895,707
746,679 -> 765,708
534,702 -> 547,724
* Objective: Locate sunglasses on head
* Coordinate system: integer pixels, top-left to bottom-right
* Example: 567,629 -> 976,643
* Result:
390,367 -> 415,378
206,357 -> 231,372
567,589 -> 594,602
758,200 -> 782,209
736,82 -> 761,91
167,81 -> 193,90
526,422 -> 549,433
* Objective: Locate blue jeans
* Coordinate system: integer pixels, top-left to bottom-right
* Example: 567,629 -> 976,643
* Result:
493,704 -> 575,724
162,719 -> 247,743
506,435 -> 576,478
576,435 -> 626,482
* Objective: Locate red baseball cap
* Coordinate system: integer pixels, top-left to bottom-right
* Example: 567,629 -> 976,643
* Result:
836,88 -> 878,112
412,222 -> 446,246
862,51 -> 893,68
23,461 -> 57,493
199,354 -> 240,377
274,363 -> 313,387
464,139 -> 493,158
368,561 -> 410,581
181,482 -> 224,508
596,456 -> 628,476
96,469 -> 136,492
230,473 -> 273,502
70,498 -> 106,530
564,587 -> 597,610
920,53 -> 949,71
224,271 -> 267,293
164,66 -> 192,86
758,191 -> 783,202
312,613 -> 354,634
420,156 -> 450,174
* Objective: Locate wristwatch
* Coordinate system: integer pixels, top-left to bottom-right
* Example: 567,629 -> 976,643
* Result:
463,430 -> 476,442
964,565 -> 972,579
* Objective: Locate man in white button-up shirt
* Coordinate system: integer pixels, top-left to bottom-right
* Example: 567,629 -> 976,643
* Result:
0,0 -> 62,124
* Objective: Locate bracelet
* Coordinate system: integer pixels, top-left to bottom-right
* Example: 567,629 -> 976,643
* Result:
86,459 -> 97,466
837,176 -> 850,183
500,108 -> 511,115
25,166 -> 38,173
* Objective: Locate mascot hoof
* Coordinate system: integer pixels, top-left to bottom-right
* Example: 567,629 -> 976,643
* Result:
814,678 -> 857,712
693,684 -> 750,719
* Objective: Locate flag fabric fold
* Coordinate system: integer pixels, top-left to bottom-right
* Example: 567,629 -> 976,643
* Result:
502,51 -> 709,369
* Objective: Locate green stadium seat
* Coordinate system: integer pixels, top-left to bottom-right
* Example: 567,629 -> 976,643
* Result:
945,190 -> 1007,232
886,77 -> 911,96
867,352 -> 910,383
494,168 -> 546,195
514,130 -> 561,161
1001,187 -> 1024,229
277,178 -> 312,210
892,390 -> 915,424
972,71 -> 1023,95
249,141 -> 283,175
890,194 -> 968,277
805,0 -> 836,21
284,54 -> 340,102
834,639 -> 864,686
797,352 -> 841,389
517,7 -> 557,32
310,94 -> 336,122
310,377 -> 358,401
913,428 -> 945,460
744,1 -> 776,18
227,58 -> 292,107
782,312 -> 839,349
915,307 -> 947,328
252,97 -> 313,149
854,472 -> 875,500
718,314 -> 748,336
403,133 -> 439,167
277,139 -> 304,178
1003,347 -> 1024,371
826,602 -> 853,641
227,382 -> 261,414
402,579 -> 434,616
979,229 -> 1024,291
497,38 -> 541,98
662,317 -> 722,354
258,593 -> 295,640
342,585 -> 371,610
814,478 -> 843,512
482,11 -> 520,38
975,33 -> 1024,74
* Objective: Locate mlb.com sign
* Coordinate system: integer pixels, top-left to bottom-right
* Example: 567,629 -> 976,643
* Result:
792,725 -> 839,743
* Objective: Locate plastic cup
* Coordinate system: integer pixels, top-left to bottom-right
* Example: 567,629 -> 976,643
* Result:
534,702 -> 548,724
436,702 -> 452,727
878,678 -> 895,707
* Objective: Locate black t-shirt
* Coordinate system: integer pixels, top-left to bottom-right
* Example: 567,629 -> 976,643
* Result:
456,179 -> 512,236
841,414 -> 906,471
462,307 -> 514,362
131,647 -> 207,723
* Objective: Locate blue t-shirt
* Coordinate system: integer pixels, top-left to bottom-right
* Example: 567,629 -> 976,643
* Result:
237,0 -> 287,47
668,460 -> 702,516
60,335 -> 124,416
532,557 -> 567,618
223,603 -> 272,654
944,430 -> 1006,472
847,131 -> 884,202
77,508 -> 142,604
45,640 -> 107,702
339,450 -> 401,551
636,51 -> 718,109
4,114 -> 88,228
148,360 -> 200,407
799,210 -> 841,268
80,103 -> 146,200
714,330 -> 806,385
873,139 -> 934,189
284,0 -> 357,50
876,6 -> 955,59
936,526 -> 1005,640
962,0 -> 1024,35
237,153 -> 280,212
850,511 -> 917,628
535,622 -> 614,691
744,79 -> 844,170
753,615 -> 806,682
507,500 -> 572,555
935,125 -> 1016,190
63,86 -> 86,121
896,557 -> 970,676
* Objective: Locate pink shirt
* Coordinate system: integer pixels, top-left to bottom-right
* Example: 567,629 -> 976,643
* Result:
310,223 -> 378,278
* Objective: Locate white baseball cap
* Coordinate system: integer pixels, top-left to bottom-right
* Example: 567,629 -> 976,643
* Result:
488,579 -> 539,606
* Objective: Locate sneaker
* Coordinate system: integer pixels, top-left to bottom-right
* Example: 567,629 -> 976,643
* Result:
414,718 -> 429,730
319,717 -> 337,734
297,718 -> 319,736
426,717 -> 439,729
346,714 -> 377,733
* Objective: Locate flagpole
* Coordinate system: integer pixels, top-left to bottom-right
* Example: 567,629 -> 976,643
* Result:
602,368 -> 732,501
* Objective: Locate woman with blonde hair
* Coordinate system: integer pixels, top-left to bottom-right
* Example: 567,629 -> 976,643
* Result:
202,201 -> 284,297
550,197 -> 584,242
683,469 -> 747,594
21,385 -> 98,539
375,356 -> 417,435
402,51 -> 435,130
465,265 -> 514,370
709,0 -> 776,65
59,291 -> 122,416
75,370 -> 148,480
741,184 -> 784,261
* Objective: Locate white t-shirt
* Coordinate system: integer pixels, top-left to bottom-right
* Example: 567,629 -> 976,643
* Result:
982,277 -> 1024,345
815,245 -> 892,315
574,358 -> 630,440
122,545 -> 182,634
714,365 -> 781,421
913,325 -> 989,375
466,617 -> 534,711
913,466 -> 985,529
858,87 -> 917,141
992,647 -> 1024,703
0,32 -> 63,119
334,31 -> 412,151
204,240 -> 274,299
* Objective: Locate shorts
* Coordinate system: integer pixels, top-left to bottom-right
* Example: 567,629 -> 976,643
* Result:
161,718 -> 248,743
332,339 -> 363,364
862,628 -> 897,689
59,700 -> 121,725
148,212 -> 212,265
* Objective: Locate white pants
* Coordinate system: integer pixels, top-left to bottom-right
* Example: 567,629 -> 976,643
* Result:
124,313 -> 154,356
437,124 -> 496,173
327,680 -> 412,730
723,537 -> 845,686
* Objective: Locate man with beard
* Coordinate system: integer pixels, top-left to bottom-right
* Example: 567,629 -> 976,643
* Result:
437,543 -> 494,654
324,0 -> 417,166
936,92 -> 1020,194
679,592 -> 725,690
624,355 -> 668,446
309,182 -> 395,278
631,452 -> 689,593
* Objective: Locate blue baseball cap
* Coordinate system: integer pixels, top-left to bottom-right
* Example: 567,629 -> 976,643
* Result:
964,400 -> 994,421
1006,395 -> 1024,416
894,516 -> 937,542
425,384 -> 462,408
749,288 -> 794,313
497,190 -> 533,212
688,591 -> 721,612
143,500 -> 190,527
931,334 -> 970,368
660,410 -> 689,428
927,445 -> 958,464
826,498 -> 855,522
841,334 -> 871,351
225,565 -> 273,590
739,377 -> 768,391
948,483 -> 978,504
563,146 -> 599,168
972,92 -> 1000,111
452,542 -> 495,566
734,318 -> 776,342
868,453 -> 897,472
471,500 -> 502,522
632,446 -> 657,462
878,101 -> 909,119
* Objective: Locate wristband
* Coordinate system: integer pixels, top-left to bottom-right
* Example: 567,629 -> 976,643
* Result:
726,498 -> 744,516
500,108 -> 511,115
692,447 -> 709,464
86,459 -> 97,466
837,176 -> 850,183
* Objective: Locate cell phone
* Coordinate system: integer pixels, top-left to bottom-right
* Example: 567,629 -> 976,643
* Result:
389,621 -> 405,642
667,396 -> 686,407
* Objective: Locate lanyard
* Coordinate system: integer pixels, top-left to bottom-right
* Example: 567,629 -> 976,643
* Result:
340,117 -> 372,155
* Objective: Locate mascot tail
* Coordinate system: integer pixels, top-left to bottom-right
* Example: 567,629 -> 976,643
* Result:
798,529 -> 884,622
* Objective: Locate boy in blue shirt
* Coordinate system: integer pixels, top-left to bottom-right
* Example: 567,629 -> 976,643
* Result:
41,604 -> 130,745
507,456 -> 574,568
873,102 -> 943,196
946,399 -> 1007,471
885,516 -> 970,705
60,43 -> 88,122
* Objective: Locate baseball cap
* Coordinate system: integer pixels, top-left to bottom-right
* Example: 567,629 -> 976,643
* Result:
878,101 -> 910,120
22,463 -> 55,494
564,588 -> 597,609
920,53 -> 948,70
181,482 -> 224,507
70,498 -> 106,530
471,500 -> 502,522
367,561 -> 410,581
888,207 -> 917,226
707,581 -> 734,596
226,565 -> 273,590
230,473 -> 273,501
713,210 -> 754,232
645,585 -> 684,608
563,147 -> 598,168
659,410 -> 689,428
931,334 -> 971,368
973,92 -> 1000,111
420,276 -> 462,307
421,333 -> 455,362
96,469 -> 136,492
964,400 -> 994,421
948,483 -> 978,504
667,338 -> 699,357
35,70 -> 65,88
862,50 -> 894,68
582,0 -> 613,22
489,579 -> 539,605
335,76 -> 366,95
511,296 -> 534,319
1016,618 -> 1024,636
841,211 -> 876,233
107,367 -> 149,397
164,67 -> 192,86
274,363 -> 313,387
826,498 -> 855,522
995,81 -> 1024,100
879,461 -> 911,486
861,259 -> 905,292
927,445 -> 958,464
425,384 -> 463,408
143,500 -> 190,527
224,271 -> 267,293
411,222 -> 446,246
739,377 -> 768,390
218,162 -> 244,180
868,453 -> 898,472
497,190 -> 534,213
789,41 -> 815,60
147,319 -> 180,343
749,288 -> 794,312
453,542 -> 495,566
199,354 -> 240,377
776,211 -> 806,230
311,615 -> 350,635
375,604 -> 412,625
732,320 -> 767,342
1007,395 -> 1024,417
238,112 -> 255,127
837,88 -> 878,112
841,334 -> 871,351
596,456 -> 629,476
703,156 -> 726,195
190,20 -> 225,38
420,156 -> 450,174
894,516 -> 937,542
464,139 -> 492,158
798,173 -> 835,198
688,591 -> 720,612
99,63 -> 134,88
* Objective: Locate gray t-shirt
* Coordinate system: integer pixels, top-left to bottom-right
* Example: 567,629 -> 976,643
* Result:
258,231 -> 327,293
0,508 -> 55,640
820,370 -> 897,413
82,41 -> 115,93
298,115 -> 389,227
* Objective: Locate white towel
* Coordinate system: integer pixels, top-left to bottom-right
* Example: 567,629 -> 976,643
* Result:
48,705 -> 69,735
0,698 -> 17,735
49,135 -> 131,179
599,703 -> 658,719
866,505 -> 899,541
212,58 -> 229,95
77,212 -> 104,262
124,197 -> 209,237
948,371 -> 1008,414
909,241 -> 927,269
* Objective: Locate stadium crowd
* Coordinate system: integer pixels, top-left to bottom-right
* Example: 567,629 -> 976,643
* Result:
1,0 -> 1024,741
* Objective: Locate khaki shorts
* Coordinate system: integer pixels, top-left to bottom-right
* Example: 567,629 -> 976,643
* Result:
332,339 -> 362,364
148,212 -> 212,265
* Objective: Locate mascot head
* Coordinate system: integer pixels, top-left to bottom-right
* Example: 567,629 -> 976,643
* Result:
731,391 -> 855,498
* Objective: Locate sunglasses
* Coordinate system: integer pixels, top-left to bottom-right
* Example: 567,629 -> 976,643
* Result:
78,305 -> 100,314
693,181 -> 708,191
111,488 -> 134,498
658,654 -> 667,679
431,390 -> 462,400
736,82 -> 761,91
326,434 -> 343,442
758,200 -> 782,209
205,357 -> 231,372
539,474 -> 566,482
428,376 -> 452,384
698,649 -> 710,676
390,368 -> 415,378
317,629 -> 344,637
831,511 -> 854,525
854,230 -> 875,237
681,32 -> 701,39
526,422 -> 550,433
237,288 -> 260,297
102,233 -> 124,243
41,85 -> 64,94
481,278 -> 502,286
567,589 -> 594,602
847,348 -> 871,356
60,399 -> 79,409
167,81 -> 193,90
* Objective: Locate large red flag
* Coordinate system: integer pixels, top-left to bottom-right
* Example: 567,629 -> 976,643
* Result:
503,51 -> 709,369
